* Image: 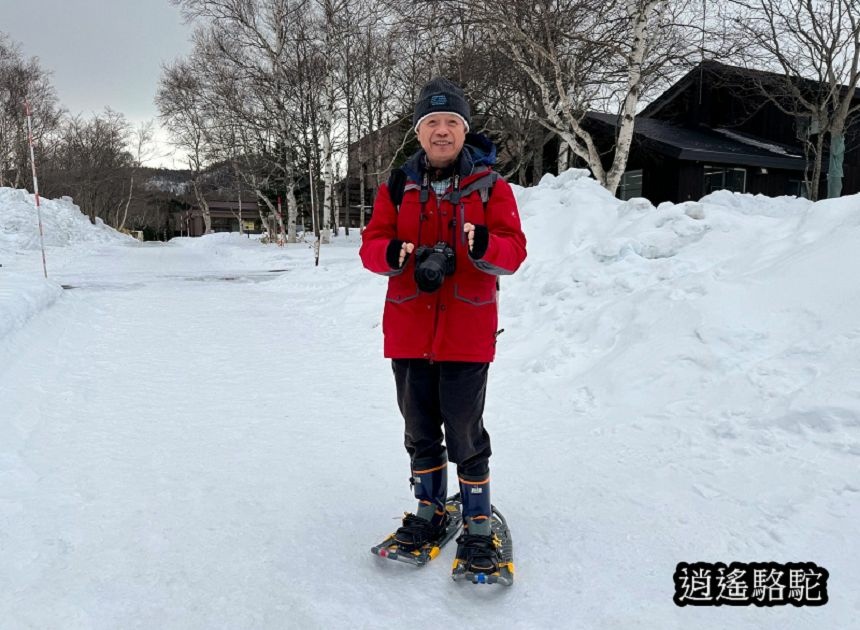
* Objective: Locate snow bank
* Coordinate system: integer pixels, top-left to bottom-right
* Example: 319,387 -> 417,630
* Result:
0,188 -> 126,251
0,275 -> 62,341
0,187 -> 129,339
483,174 -> 859,627
501,171 -> 860,421
166,231 -> 270,260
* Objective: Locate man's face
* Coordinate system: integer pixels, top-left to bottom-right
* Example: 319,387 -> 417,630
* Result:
417,113 -> 467,168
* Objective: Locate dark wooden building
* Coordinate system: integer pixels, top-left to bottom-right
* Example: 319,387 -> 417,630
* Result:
338,118 -> 416,228
587,61 -> 860,204
172,200 -> 265,238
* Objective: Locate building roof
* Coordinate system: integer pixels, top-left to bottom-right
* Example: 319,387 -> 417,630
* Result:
641,60 -> 860,119
587,112 -> 807,170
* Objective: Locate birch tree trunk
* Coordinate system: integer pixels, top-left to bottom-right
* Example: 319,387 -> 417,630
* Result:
803,119 -> 826,202
118,175 -> 133,232
257,204 -> 268,237
604,0 -> 661,195
275,196 -> 287,245
359,159 -> 367,230
343,49 -> 352,237
190,175 -> 212,234
236,174 -> 244,236
333,177 -> 340,237
321,112 -> 334,243
286,180 -> 299,243
811,126 -> 826,202
557,142 -> 569,174
318,0 -> 346,244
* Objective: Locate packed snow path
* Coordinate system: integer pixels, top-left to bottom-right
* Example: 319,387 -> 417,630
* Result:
3,175 -> 860,628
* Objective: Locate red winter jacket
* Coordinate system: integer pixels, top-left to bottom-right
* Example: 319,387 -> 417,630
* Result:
359,144 -> 527,363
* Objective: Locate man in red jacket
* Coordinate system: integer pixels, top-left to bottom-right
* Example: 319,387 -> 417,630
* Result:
360,78 -> 527,577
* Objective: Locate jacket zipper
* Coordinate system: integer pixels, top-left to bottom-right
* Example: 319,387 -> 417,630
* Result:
429,189 -> 443,363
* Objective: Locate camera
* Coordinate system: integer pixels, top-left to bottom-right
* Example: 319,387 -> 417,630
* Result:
413,242 -> 456,293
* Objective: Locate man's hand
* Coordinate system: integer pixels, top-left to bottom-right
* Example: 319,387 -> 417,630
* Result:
463,222 -> 476,251
463,222 -> 489,259
399,242 -> 415,266
386,239 -> 415,269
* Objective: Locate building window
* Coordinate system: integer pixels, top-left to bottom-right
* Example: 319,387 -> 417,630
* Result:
211,218 -> 238,232
703,166 -> 746,194
618,169 -> 643,200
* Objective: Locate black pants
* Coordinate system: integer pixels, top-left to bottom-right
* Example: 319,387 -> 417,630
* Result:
392,359 -> 492,478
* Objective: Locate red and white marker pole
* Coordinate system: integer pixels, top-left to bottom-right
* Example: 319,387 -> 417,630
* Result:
24,96 -> 48,279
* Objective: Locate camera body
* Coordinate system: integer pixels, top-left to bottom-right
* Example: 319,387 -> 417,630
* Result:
413,241 -> 456,293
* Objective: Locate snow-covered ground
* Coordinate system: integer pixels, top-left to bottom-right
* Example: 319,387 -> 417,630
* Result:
1,175 -> 858,629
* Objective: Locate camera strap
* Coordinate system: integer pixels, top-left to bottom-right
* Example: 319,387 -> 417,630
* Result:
448,174 -> 461,247
419,172 -> 430,204
417,172 -> 430,246
449,174 -> 461,205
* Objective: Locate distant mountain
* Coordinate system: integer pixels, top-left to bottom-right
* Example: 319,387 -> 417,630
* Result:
142,167 -> 192,195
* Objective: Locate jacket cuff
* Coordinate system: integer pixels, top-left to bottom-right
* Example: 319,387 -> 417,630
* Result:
468,225 -> 489,260
386,239 -> 405,270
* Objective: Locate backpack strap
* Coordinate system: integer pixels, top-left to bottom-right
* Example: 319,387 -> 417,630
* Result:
387,168 -> 408,211
389,167 -> 499,212
459,170 -> 499,212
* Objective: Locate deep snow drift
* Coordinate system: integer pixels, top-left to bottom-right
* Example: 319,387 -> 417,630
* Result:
1,175 -> 858,629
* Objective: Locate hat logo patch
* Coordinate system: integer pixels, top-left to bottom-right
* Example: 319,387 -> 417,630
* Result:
430,94 -> 448,106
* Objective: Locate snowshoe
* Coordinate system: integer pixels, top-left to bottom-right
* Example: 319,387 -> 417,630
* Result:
451,505 -> 514,586
371,495 -> 463,566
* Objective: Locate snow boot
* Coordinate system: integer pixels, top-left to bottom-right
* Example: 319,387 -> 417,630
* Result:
453,473 -> 505,578
392,456 -> 449,551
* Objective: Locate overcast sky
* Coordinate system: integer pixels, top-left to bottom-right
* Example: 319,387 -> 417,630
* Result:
3,0 -> 194,168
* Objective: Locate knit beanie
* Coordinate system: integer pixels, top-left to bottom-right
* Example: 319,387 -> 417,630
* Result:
413,77 -> 471,132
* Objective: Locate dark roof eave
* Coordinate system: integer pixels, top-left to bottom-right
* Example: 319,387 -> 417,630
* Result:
636,132 -> 806,170
676,149 -> 806,170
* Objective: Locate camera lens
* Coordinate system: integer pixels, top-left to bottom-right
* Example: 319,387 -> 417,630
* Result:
416,253 -> 445,292
414,243 -> 455,293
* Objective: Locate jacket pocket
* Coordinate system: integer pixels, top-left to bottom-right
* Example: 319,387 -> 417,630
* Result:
385,273 -> 420,304
453,281 -> 496,306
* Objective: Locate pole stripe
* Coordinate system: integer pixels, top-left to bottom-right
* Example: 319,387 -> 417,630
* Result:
24,94 -> 48,279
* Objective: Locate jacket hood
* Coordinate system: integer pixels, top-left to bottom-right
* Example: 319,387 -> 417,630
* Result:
402,132 -> 497,183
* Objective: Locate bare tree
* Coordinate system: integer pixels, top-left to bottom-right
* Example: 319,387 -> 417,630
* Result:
461,0 -> 695,195
464,45 -> 551,184
157,57 -> 214,232
116,120 -> 155,232
172,0 -> 319,243
159,0 -> 718,238
725,0 -> 860,199
46,109 -> 132,225
317,0 -> 352,242
334,0 -> 380,235
353,21 -> 395,226
0,33 -> 62,188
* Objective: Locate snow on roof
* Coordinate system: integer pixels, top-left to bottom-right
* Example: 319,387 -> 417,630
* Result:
714,128 -> 803,158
